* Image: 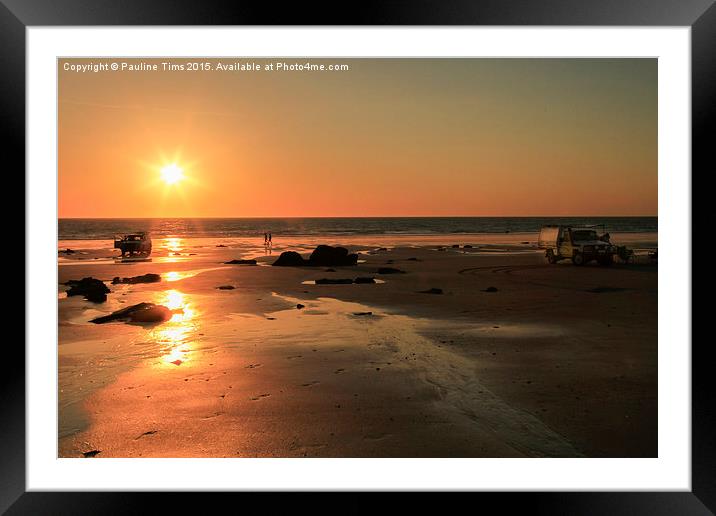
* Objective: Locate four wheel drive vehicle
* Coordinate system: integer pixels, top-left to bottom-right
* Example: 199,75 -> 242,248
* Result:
114,232 -> 152,257
538,225 -> 616,266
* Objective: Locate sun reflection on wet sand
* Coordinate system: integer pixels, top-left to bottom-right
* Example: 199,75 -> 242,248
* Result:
152,289 -> 197,366
165,271 -> 182,282
163,267 -> 227,282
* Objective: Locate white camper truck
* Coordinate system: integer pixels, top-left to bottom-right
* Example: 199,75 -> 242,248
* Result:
538,225 -> 616,266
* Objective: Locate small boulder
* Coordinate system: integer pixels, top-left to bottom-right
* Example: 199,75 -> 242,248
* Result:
463,245 -> 473,249
90,302 -> 173,324
484,286 -> 498,292
377,267 -> 405,274
353,312 -> 373,316
224,259 -> 257,265
111,273 -> 161,285
354,277 -> 376,284
297,304 -> 305,309
272,251 -> 306,267
65,277 -> 110,303
129,305 -> 173,323
315,278 -> 354,285
419,288 -> 443,295
451,244 -> 460,248
216,285 -> 235,290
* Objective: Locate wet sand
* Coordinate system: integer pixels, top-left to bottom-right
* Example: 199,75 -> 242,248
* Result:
58,233 -> 657,458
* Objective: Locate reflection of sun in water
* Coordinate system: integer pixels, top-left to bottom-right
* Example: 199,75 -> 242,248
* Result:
164,237 -> 183,252
153,289 -> 197,366
163,237 -> 185,263
165,271 -> 181,282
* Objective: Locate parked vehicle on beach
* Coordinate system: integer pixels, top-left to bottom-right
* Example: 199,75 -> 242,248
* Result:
538,225 -> 616,266
114,232 -> 152,258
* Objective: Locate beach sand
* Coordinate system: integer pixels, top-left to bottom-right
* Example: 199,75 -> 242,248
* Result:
58,233 -> 657,458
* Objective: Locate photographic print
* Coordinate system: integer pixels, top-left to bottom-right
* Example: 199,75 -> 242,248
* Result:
57,57 -> 657,459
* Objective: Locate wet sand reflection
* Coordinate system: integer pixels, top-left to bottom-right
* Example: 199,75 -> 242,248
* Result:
152,289 -> 197,366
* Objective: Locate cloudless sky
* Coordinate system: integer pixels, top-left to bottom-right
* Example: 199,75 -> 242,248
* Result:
58,58 -> 657,218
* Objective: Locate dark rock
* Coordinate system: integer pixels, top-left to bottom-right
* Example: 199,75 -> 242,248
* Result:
484,286 -> 498,292
90,302 -> 173,324
353,311 -> 373,316
463,245 -> 473,248
315,278 -> 354,285
216,244 -> 228,247
407,257 -> 420,261
59,248 -> 76,254
82,450 -> 101,458
129,305 -> 173,323
296,304 -> 305,309
272,251 -> 306,267
377,247 -> 388,251
308,245 -> 358,266
419,288 -> 443,295
216,285 -> 235,290
377,267 -> 405,274
65,277 -> 110,303
452,244 -> 460,248
224,259 -> 257,265
111,273 -> 161,285
85,290 -> 108,303
354,277 -> 376,284
273,245 -> 358,267
325,268 -> 336,272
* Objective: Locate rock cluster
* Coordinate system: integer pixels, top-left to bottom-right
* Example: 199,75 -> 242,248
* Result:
273,245 -> 358,267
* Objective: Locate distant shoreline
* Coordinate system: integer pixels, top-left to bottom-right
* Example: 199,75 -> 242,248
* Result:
58,216 -> 658,241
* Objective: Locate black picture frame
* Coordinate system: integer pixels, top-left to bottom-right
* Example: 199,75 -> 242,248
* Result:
4,0 -> 712,512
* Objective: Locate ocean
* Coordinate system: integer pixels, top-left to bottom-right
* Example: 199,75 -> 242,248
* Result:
58,217 -> 658,241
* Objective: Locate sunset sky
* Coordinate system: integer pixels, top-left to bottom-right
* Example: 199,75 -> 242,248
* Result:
58,58 -> 657,218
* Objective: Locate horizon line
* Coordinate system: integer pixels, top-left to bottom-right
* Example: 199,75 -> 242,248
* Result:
58,214 -> 659,220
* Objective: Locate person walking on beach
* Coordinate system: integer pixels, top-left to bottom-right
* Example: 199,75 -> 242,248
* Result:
268,232 -> 273,254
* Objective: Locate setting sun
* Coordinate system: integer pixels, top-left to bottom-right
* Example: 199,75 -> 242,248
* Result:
160,164 -> 184,185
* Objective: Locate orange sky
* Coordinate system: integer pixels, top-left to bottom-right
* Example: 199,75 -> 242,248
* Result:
58,58 -> 657,218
